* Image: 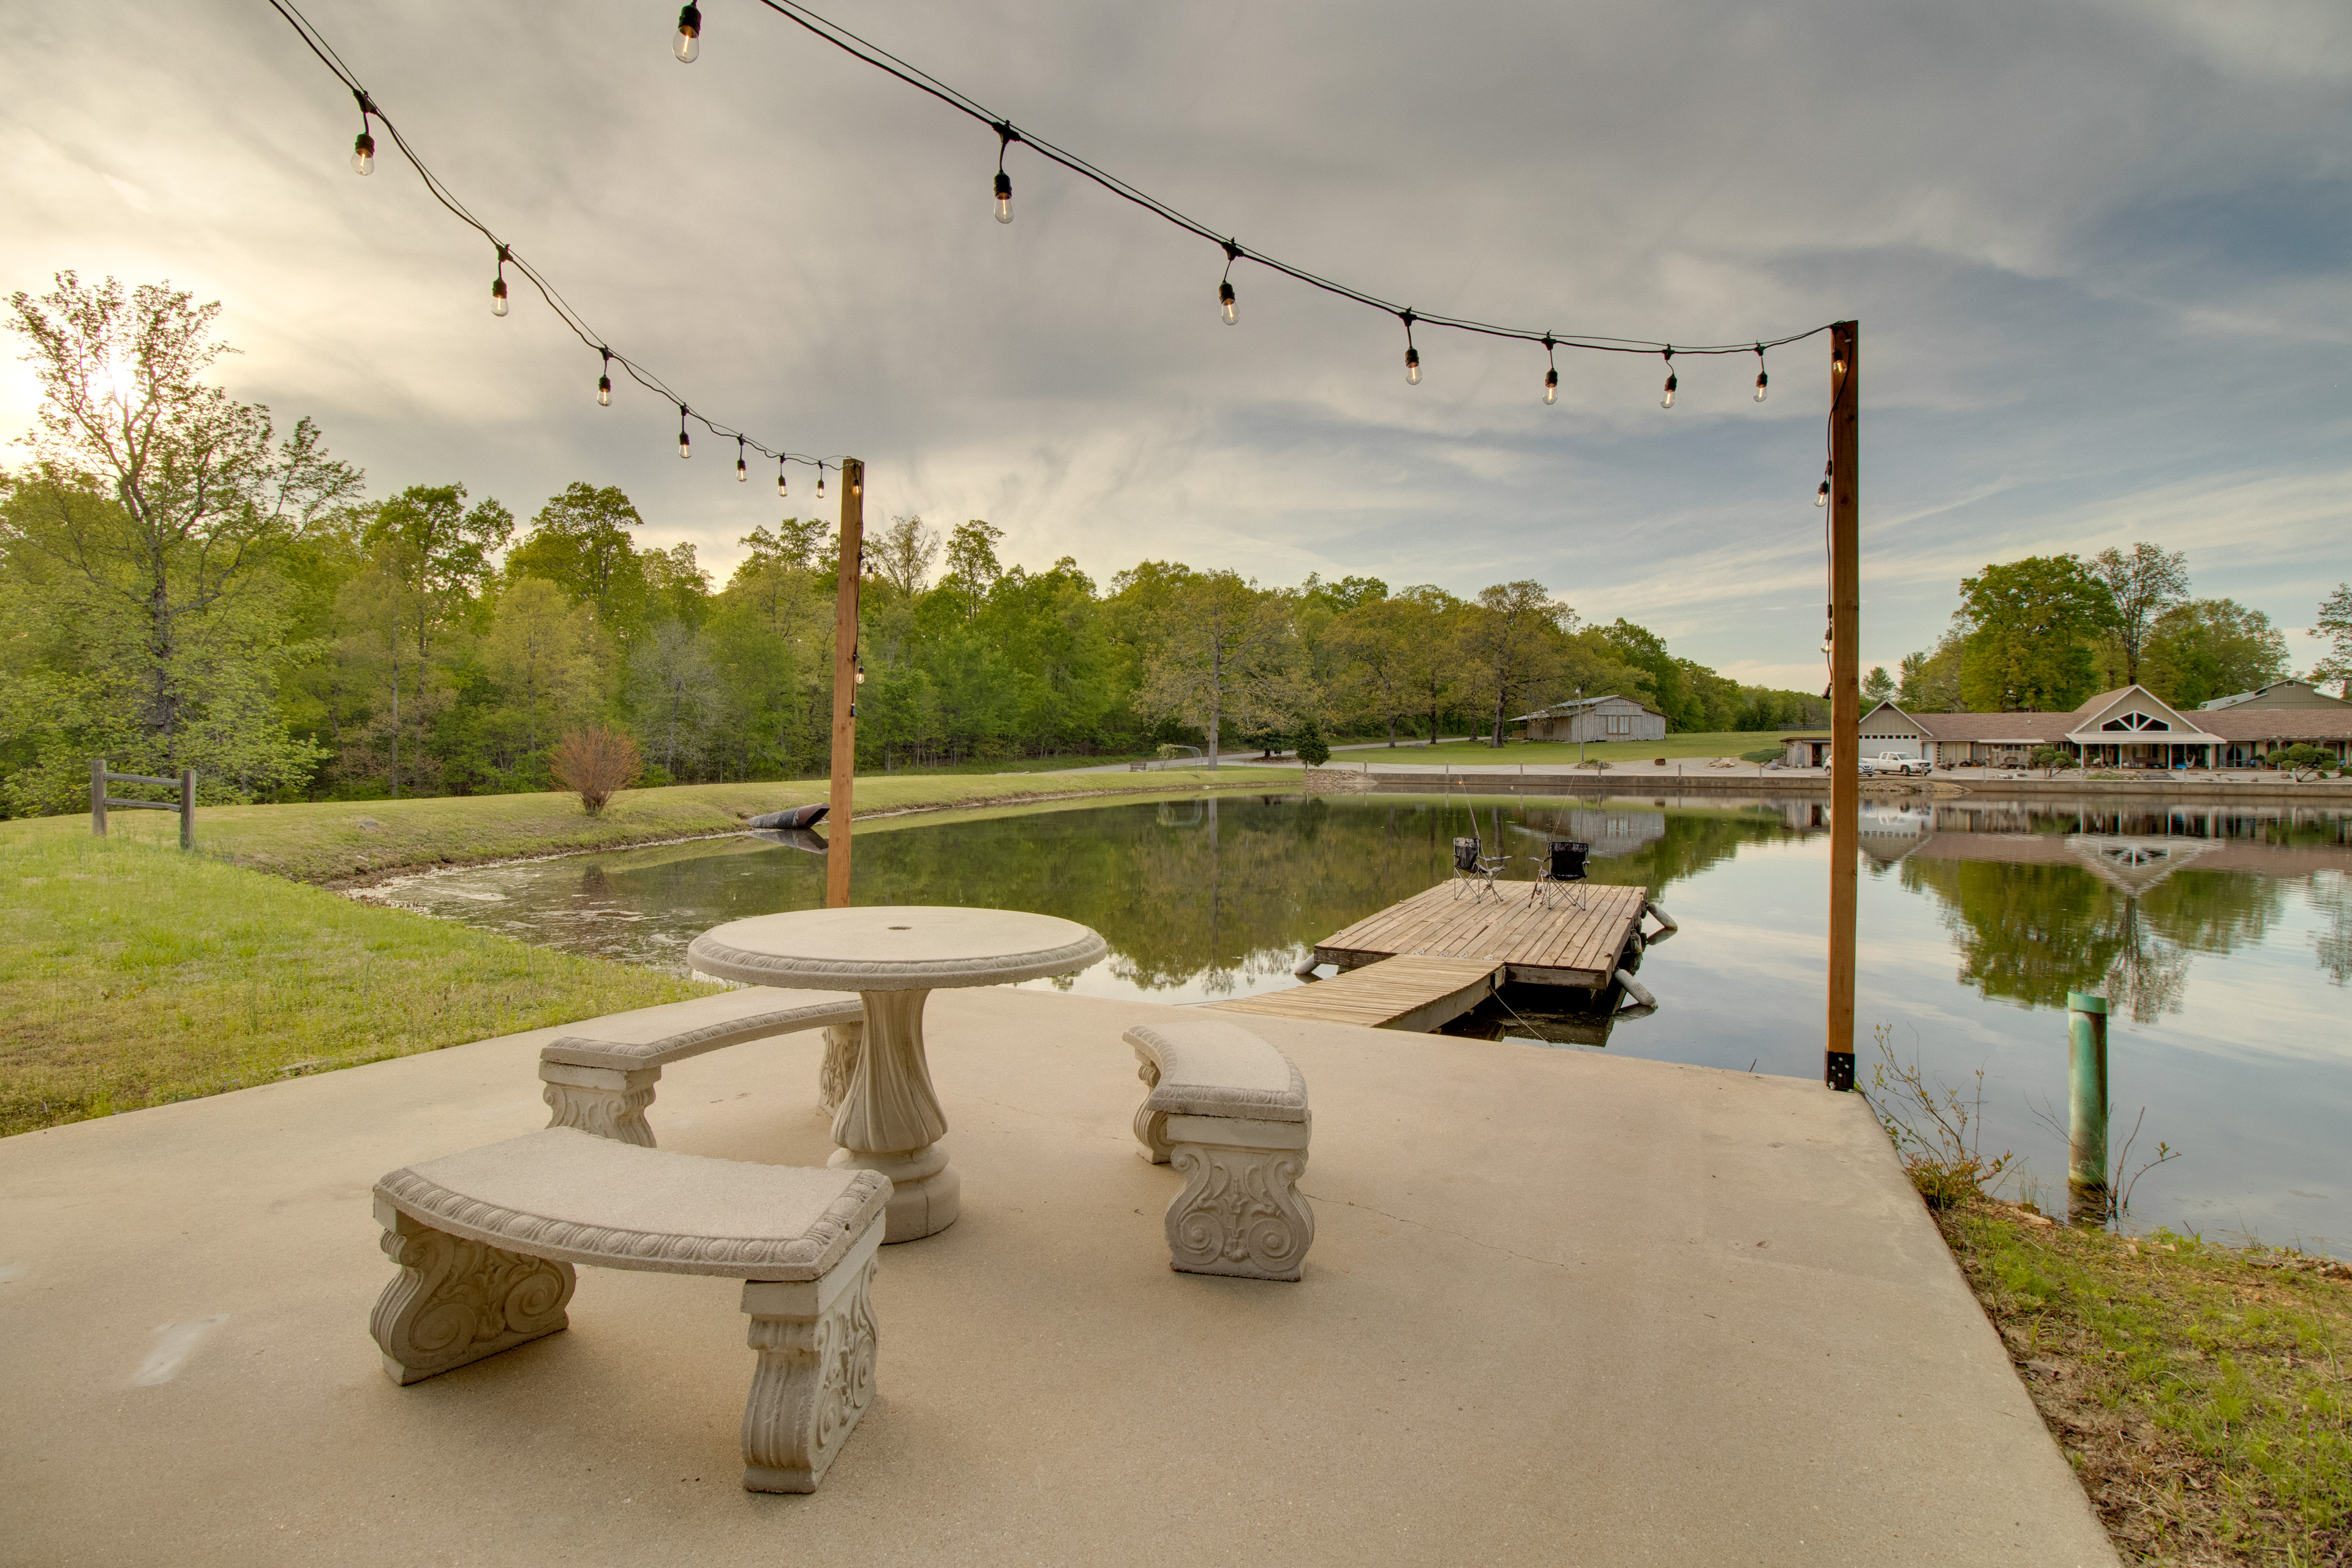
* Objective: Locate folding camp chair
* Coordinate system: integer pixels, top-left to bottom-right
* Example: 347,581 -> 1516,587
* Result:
1451,835 -> 1507,900
1532,839 -> 1590,910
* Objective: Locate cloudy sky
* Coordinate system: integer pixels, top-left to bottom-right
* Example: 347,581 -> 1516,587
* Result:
5,0 -> 2347,687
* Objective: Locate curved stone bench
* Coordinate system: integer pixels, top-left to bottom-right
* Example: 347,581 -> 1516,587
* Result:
539,990 -> 867,1147
370,1127 -> 891,1493
1123,1018 -> 1314,1281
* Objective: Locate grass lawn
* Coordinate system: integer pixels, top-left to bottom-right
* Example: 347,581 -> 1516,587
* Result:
1341,732 -> 1791,768
0,767 -> 1295,884
1,832 -> 712,1137
1938,1197 -> 2351,1566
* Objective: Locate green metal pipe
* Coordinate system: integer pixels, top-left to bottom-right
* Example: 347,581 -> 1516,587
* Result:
2066,991 -> 2109,1225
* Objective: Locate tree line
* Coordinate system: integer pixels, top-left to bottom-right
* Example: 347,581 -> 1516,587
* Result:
0,274 -> 1830,813
1871,545 -> 2350,714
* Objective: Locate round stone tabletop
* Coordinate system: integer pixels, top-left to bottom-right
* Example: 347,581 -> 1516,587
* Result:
687,905 -> 1107,992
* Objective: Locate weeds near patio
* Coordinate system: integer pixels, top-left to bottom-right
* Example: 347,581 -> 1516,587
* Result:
1939,1200 -> 2352,1566
1858,1022 -> 2014,1209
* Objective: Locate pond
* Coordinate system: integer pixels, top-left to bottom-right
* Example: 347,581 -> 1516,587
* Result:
362,790 -> 2352,1254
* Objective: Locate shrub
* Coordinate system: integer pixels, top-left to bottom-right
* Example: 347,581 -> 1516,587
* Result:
1741,746 -> 1782,763
2030,745 -> 2077,778
2270,744 -> 2335,774
549,726 -> 642,816
1295,729 -> 1331,767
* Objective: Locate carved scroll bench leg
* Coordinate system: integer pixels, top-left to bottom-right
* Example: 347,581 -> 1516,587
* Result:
1161,1115 -> 1315,1283
816,1021 -> 864,1118
1131,1049 -> 1170,1164
540,1063 -> 661,1147
739,1215 -> 884,1493
369,1201 -> 578,1385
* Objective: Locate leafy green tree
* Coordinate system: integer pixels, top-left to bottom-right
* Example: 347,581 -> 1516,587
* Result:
939,519 -> 1005,619
1,273 -> 360,810
1958,555 -> 2117,712
1897,621 -> 1967,714
1328,594 -> 1423,745
739,518 -> 832,573
506,483 -> 649,645
1133,570 -> 1300,767
867,515 -> 939,597
480,578 -> 600,775
1461,581 -> 1572,746
2312,582 -> 2352,699
362,484 -> 512,660
1863,665 -> 1896,704
629,620 -> 722,780
2089,543 -> 2189,686
2140,598 -> 2288,707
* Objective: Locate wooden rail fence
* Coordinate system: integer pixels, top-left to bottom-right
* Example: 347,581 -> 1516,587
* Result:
90,758 -> 197,850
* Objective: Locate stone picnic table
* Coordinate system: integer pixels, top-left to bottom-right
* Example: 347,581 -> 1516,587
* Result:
686,905 -> 1107,1241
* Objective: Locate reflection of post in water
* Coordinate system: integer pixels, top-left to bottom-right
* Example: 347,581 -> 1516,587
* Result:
1207,795 -> 1221,981
2066,991 -> 2109,1225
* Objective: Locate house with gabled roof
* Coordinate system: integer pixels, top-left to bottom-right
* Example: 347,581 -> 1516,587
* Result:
1841,684 -> 2352,770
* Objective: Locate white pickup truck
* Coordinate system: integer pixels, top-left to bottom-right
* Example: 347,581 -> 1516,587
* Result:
1861,752 -> 1932,777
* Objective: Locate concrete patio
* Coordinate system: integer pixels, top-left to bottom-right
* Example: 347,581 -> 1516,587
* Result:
0,987 -> 2115,1566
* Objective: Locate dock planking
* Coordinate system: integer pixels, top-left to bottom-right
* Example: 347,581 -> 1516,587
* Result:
1210,954 -> 1502,1033
1314,880 -> 1650,989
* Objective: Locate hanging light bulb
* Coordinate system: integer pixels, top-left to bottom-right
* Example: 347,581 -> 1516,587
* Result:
1406,348 -> 1420,385
1753,345 -> 1769,402
597,347 -> 612,406
350,93 -> 377,176
1660,347 -> 1676,409
1833,349 -> 1847,377
1816,461 -> 1832,507
674,2 -> 701,62
777,456 -> 788,498
677,407 -> 691,460
490,245 -> 510,317
816,467 -> 826,500
736,437 -> 748,483
1544,367 -> 1558,405
993,169 -> 1013,224
1219,279 -> 1237,326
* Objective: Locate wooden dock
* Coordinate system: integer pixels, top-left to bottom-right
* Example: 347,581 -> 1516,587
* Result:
1210,955 -> 1502,1032
1314,880 -> 1651,990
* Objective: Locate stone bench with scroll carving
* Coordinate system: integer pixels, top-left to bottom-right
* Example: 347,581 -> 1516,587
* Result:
1124,1017 -> 1314,1281
538,989 -> 867,1147
369,1126 -> 890,1493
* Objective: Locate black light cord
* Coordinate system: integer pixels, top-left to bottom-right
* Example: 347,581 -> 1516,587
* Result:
744,0 -> 1834,363
263,0 -> 832,470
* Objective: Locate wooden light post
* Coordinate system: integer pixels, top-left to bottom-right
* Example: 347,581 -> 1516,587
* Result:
1826,322 -> 1860,1091
826,459 -> 866,909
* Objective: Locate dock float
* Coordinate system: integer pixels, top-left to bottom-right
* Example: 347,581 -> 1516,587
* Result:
1313,881 -> 1653,990
1210,954 -> 1502,1032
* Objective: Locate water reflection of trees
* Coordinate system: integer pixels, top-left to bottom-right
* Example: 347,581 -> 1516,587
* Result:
1899,860 -> 2284,1021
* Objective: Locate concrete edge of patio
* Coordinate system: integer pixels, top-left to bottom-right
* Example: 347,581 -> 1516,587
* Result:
0,987 -> 2117,1567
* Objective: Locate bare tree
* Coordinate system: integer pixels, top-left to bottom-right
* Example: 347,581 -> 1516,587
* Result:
551,726 -> 642,815
2090,543 -> 2189,687
1460,581 -> 1572,746
868,515 -> 940,596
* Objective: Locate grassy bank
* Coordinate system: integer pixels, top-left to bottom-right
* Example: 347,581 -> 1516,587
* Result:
1,833 -> 710,1137
1344,731 -> 1790,767
1936,1199 -> 2350,1565
0,768 -> 1294,884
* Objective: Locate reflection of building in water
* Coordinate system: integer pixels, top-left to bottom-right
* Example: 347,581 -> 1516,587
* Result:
1856,804 -> 1934,863
1566,809 -> 1665,860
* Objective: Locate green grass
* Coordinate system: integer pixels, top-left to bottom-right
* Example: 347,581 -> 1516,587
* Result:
1341,732 -> 1795,768
1,832 -> 713,1137
0,768 -> 1295,884
1939,1199 -> 2351,1566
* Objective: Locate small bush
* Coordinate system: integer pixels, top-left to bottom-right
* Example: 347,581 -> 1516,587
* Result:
549,727 -> 642,816
1295,729 -> 1332,767
2030,745 -> 2077,777
1740,746 -> 1781,763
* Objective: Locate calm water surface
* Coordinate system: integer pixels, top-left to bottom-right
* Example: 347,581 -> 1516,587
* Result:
364,791 -> 2352,1253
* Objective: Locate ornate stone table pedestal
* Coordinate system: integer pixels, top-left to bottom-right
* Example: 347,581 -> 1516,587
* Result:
686,905 -> 1107,1242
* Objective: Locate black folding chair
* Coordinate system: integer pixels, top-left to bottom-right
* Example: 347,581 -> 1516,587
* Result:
1451,835 -> 1507,900
1532,839 -> 1590,910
